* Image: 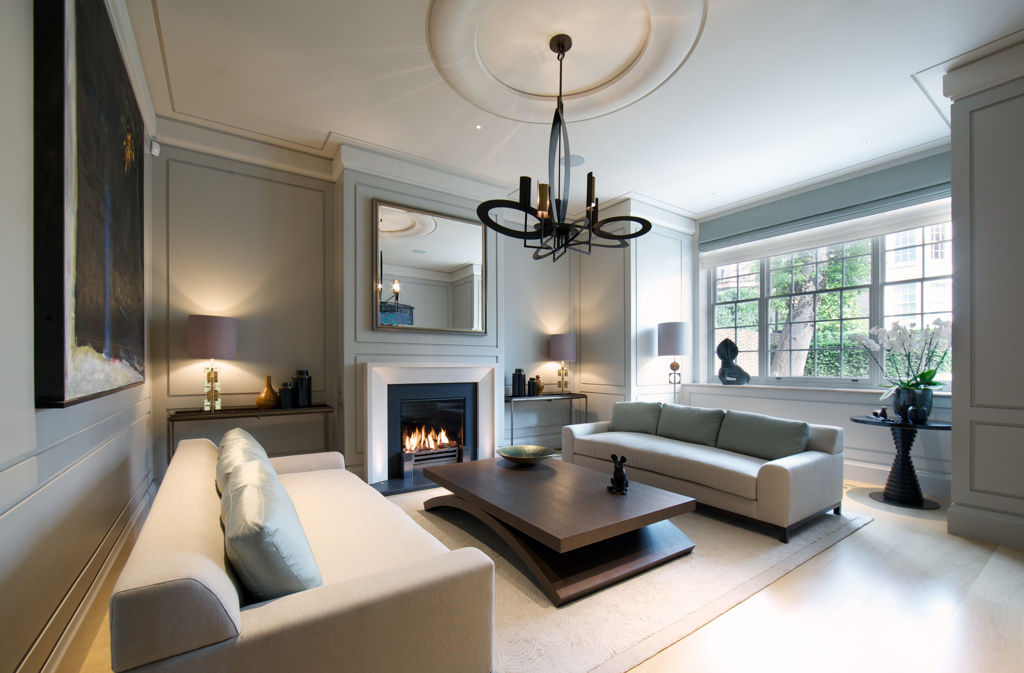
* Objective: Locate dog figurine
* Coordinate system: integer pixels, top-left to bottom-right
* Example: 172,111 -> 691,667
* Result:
608,454 -> 628,494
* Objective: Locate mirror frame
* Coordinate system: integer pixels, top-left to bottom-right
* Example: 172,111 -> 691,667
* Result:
372,198 -> 488,335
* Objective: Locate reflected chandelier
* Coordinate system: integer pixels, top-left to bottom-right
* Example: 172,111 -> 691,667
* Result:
476,34 -> 652,262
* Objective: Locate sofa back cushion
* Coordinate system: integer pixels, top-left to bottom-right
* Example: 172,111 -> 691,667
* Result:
716,410 -> 809,461
216,427 -> 277,493
610,401 -> 663,434
656,404 -> 726,446
221,460 -> 323,602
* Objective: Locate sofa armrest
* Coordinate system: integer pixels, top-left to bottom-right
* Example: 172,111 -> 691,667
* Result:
157,547 -> 494,673
269,451 -> 345,474
757,450 -> 844,528
806,424 -> 844,455
562,421 -> 611,464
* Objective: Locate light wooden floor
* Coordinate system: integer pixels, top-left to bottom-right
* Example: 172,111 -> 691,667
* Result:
68,483 -> 1024,673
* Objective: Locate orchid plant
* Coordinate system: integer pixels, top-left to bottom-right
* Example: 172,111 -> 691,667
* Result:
849,319 -> 952,400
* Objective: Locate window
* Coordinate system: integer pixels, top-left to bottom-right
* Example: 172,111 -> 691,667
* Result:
709,212 -> 952,386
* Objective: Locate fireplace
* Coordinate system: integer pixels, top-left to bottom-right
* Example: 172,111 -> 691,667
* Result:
384,383 -> 478,490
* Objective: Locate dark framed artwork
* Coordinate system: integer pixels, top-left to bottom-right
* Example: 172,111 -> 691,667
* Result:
34,0 -> 145,407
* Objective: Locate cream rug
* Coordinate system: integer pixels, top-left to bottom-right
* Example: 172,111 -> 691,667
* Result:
389,487 -> 871,673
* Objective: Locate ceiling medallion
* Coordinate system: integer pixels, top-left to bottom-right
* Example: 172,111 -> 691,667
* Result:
477,35 -> 652,262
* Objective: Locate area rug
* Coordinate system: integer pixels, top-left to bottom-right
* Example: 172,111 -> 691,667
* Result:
388,487 -> 871,673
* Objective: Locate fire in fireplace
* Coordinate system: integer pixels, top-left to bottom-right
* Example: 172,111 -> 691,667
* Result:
387,383 -> 477,483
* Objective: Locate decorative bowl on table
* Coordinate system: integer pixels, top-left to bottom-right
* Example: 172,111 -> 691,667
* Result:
497,445 -> 558,464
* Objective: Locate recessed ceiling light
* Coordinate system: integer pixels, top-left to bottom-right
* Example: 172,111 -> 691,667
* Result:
412,249 -> 428,255
475,124 -> 482,130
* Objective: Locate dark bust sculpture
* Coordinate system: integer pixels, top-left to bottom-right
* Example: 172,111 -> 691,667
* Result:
716,338 -> 750,385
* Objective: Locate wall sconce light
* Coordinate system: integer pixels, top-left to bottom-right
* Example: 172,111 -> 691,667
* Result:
549,333 -> 576,394
657,322 -> 689,404
187,314 -> 238,412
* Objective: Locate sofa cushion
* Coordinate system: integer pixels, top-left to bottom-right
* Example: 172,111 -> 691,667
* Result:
610,401 -> 662,434
572,431 -> 763,500
220,460 -> 323,601
716,410 -> 809,461
656,404 -> 726,446
216,427 -> 276,493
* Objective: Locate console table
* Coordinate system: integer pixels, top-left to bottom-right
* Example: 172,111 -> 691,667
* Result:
505,393 -> 587,446
850,415 -> 950,510
167,404 -> 334,462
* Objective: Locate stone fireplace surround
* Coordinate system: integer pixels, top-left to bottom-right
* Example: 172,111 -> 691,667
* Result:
364,362 -> 497,484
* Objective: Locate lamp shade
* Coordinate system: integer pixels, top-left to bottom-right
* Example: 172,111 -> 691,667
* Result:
187,315 -> 238,360
657,322 -> 689,357
549,333 -> 576,362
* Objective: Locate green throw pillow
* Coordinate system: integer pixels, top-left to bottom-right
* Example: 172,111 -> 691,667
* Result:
715,410 -> 809,461
610,402 -> 663,434
216,428 -> 276,493
656,404 -> 726,446
220,460 -> 323,602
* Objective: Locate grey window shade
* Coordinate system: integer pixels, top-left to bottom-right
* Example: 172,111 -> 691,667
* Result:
698,151 -> 951,252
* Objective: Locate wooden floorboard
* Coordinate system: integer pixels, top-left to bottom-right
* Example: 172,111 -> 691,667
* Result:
70,482 -> 1024,673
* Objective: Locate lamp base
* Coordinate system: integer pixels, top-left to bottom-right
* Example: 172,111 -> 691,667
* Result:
203,363 -> 222,412
557,362 -> 571,394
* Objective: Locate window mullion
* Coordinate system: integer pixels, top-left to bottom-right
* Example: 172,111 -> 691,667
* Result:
870,235 -> 883,388
759,257 -> 768,382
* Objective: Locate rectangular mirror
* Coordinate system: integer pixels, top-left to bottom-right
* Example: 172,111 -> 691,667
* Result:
373,199 -> 486,334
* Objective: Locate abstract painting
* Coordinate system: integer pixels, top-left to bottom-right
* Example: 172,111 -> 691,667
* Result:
34,0 -> 145,407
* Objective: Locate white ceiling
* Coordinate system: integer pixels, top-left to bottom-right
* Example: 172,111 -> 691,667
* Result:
126,0 -> 1024,218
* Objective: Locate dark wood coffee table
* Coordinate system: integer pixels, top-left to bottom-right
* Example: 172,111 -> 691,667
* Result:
423,458 -> 695,606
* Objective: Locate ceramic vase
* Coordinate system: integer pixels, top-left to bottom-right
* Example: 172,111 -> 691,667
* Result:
256,375 -> 280,410
893,388 -> 933,423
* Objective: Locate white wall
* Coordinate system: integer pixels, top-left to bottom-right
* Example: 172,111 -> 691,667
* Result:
0,3 -> 154,671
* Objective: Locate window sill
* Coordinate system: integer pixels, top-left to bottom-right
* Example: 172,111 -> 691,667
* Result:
687,381 -> 952,398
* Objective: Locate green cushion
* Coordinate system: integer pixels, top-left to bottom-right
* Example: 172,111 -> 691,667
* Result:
715,410 -> 809,461
216,428 -> 276,493
220,460 -> 323,602
656,404 -> 726,446
610,402 -> 663,434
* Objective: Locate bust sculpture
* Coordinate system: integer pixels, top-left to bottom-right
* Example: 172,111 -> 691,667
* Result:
716,338 -> 750,385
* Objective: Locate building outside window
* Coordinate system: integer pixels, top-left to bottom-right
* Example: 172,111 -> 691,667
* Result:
708,201 -> 952,386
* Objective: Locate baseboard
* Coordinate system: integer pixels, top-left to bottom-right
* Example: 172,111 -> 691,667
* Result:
16,475 -> 154,673
843,461 -> 950,499
948,502 -> 1024,550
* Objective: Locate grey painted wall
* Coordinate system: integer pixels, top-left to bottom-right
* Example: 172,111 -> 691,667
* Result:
0,3 -> 154,672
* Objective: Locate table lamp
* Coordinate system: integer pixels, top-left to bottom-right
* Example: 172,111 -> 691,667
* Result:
549,333 -> 576,394
187,314 -> 238,411
657,322 -> 689,404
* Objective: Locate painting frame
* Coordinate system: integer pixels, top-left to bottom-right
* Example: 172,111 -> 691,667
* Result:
34,0 -> 146,408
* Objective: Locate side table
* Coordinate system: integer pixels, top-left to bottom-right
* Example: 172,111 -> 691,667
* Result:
505,393 -> 587,446
167,404 -> 334,463
850,415 -> 950,510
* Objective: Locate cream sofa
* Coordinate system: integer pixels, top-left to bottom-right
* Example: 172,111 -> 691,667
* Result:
563,403 -> 844,542
109,438 -> 494,673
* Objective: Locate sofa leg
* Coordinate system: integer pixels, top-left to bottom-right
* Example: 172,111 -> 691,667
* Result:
833,504 -> 842,516
778,526 -> 789,544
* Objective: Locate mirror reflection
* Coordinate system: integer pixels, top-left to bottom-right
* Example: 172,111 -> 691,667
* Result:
374,201 -> 486,333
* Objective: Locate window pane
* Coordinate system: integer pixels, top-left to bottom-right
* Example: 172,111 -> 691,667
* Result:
885,247 -> 922,281
770,253 -> 792,270
737,273 -> 760,300
844,238 -> 871,256
769,349 -> 792,376
821,244 -> 844,261
843,288 -> 870,319
843,348 -> 870,378
793,264 -> 817,292
716,277 -> 737,302
793,350 -> 812,376
815,321 -> 841,348
735,328 -> 758,353
715,304 -> 736,328
793,249 -> 814,265
815,291 -> 842,321
787,321 -> 815,352
769,297 -> 790,325
844,255 -> 871,286
819,260 -> 845,290
816,348 -> 842,377
714,328 -> 734,347
923,279 -> 952,313
884,282 -> 920,318
770,269 -> 792,296
737,260 -> 759,275
886,229 -> 921,248
716,264 -> 737,280
924,240 -> 952,276
843,318 -> 870,344
736,350 -> 759,376
736,301 -> 759,327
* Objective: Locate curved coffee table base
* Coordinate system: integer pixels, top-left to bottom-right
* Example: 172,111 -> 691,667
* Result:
425,493 -> 694,606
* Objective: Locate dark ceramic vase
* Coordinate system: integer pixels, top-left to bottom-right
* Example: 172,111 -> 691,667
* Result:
893,388 -> 933,423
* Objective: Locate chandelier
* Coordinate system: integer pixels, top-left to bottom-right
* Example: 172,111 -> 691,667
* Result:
476,34 -> 652,262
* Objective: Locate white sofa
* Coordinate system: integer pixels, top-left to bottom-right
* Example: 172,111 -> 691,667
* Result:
563,403 -> 844,542
109,438 -> 494,673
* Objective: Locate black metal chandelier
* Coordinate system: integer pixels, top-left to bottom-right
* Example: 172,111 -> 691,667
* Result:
476,34 -> 652,262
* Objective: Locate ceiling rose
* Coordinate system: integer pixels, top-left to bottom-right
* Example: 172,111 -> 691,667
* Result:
427,0 -> 707,123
